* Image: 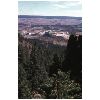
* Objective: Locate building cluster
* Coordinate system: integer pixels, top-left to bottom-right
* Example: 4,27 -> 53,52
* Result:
19,26 -> 82,41
20,28 -> 71,40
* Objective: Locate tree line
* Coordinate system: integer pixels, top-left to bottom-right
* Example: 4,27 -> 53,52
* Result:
18,33 -> 82,99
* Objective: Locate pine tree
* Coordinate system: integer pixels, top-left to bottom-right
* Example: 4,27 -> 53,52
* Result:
29,45 -> 48,89
18,44 -> 23,64
49,54 -> 61,76
40,70 -> 81,99
18,64 -> 32,99
50,70 -> 82,99
62,35 -> 82,83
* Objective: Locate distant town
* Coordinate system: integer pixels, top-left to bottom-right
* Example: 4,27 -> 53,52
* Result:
18,15 -> 82,46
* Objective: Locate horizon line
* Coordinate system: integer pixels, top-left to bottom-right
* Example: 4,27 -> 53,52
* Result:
18,15 -> 82,17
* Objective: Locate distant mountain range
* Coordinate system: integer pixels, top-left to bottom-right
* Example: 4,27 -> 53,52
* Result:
18,15 -> 82,20
18,15 -> 82,26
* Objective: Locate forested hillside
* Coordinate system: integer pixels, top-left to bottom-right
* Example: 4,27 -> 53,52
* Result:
18,34 -> 82,99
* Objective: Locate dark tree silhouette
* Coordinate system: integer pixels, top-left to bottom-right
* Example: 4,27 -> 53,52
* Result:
62,35 -> 82,83
49,54 -> 61,76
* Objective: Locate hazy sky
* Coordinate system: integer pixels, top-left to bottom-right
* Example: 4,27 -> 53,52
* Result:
18,1 -> 82,17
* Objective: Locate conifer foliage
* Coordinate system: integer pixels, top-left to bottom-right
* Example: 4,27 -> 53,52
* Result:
18,34 -> 82,99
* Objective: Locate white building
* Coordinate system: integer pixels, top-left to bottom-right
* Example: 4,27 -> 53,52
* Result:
39,31 -> 45,35
54,32 -> 70,40
21,30 -> 27,35
28,32 -> 36,35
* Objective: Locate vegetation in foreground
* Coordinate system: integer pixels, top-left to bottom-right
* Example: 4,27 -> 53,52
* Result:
18,34 -> 82,99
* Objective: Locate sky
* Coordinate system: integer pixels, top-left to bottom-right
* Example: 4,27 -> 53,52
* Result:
18,0 -> 82,17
